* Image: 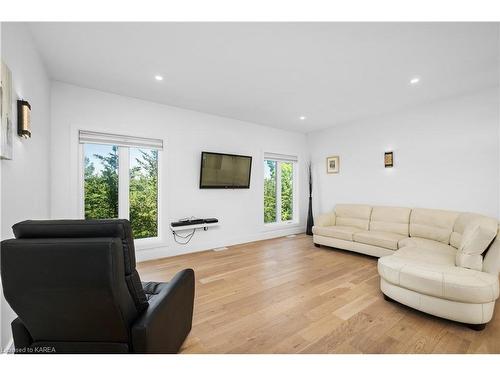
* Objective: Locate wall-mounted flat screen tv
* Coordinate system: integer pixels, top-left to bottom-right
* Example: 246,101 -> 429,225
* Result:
200,151 -> 252,189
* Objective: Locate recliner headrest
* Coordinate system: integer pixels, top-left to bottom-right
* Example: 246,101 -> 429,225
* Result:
13,219 -> 131,239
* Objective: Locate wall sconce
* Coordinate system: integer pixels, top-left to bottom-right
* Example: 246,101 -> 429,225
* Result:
384,151 -> 394,168
17,100 -> 31,138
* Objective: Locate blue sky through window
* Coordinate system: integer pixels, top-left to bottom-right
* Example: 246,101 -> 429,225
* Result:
84,143 -> 115,175
264,160 -> 274,179
85,144 -> 154,175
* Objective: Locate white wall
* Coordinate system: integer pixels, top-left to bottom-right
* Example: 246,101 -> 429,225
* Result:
0,23 -> 51,351
308,88 -> 500,219
50,82 -> 309,261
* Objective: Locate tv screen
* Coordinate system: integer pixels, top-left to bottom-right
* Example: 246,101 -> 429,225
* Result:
200,152 -> 252,189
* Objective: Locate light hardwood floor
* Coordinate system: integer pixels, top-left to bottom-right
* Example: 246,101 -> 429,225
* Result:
137,234 -> 500,353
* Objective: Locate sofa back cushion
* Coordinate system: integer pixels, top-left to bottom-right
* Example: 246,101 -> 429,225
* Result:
450,213 -> 497,249
409,208 -> 459,244
453,214 -> 498,271
370,206 -> 411,236
335,204 -> 372,230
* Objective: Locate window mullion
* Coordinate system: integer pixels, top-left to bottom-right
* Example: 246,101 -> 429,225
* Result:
276,161 -> 282,223
292,162 -> 297,222
118,146 -> 130,220
79,143 -> 85,218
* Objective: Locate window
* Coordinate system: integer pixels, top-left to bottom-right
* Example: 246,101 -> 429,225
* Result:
84,144 -> 119,220
280,161 -> 294,221
264,153 -> 298,224
80,131 -> 163,240
129,148 -> 159,239
264,160 -> 277,223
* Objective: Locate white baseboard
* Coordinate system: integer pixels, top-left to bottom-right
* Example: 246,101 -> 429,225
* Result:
136,225 -> 306,262
213,247 -> 229,251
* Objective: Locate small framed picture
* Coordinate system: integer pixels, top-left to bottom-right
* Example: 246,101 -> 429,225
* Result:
326,156 -> 339,174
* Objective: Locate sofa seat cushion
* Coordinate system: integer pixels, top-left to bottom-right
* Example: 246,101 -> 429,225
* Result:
312,225 -> 361,241
398,237 -> 456,254
378,247 -> 499,304
353,231 -> 407,250
393,245 -> 456,265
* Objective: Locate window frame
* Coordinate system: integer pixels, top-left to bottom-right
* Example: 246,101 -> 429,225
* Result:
263,155 -> 299,228
78,139 -> 163,246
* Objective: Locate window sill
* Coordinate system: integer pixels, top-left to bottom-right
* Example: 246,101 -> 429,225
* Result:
262,221 -> 301,232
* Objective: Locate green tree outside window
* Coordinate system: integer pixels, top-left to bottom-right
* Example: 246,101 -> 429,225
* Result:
84,144 -> 158,239
264,159 -> 294,224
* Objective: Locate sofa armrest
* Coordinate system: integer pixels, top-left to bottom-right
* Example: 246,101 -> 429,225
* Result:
483,229 -> 500,275
131,269 -> 195,353
314,212 -> 336,227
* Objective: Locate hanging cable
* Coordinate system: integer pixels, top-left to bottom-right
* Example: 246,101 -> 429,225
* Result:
172,229 -> 196,245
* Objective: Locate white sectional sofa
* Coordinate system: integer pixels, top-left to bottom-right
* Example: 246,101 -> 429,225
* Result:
313,204 -> 500,329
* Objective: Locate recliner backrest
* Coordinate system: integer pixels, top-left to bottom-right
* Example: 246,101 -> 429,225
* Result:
12,219 -> 149,313
1,237 -> 137,345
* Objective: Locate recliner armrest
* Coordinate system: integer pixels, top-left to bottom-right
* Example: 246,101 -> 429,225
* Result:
11,317 -> 33,353
314,212 -> 336,227
131,269 -> 195,353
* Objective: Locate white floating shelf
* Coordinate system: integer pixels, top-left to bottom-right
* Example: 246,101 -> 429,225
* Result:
170,222 -> 219,232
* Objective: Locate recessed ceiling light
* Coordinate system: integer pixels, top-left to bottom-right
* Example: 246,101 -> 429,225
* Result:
410,77 -> 420,85
154,75 -> 164,81
299,116 -> 306,120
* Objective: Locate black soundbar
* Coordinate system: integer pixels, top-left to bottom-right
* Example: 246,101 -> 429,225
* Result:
171,218 -> 219,227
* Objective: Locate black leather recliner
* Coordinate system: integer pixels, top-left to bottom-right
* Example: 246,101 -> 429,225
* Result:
0,219 -> 195,354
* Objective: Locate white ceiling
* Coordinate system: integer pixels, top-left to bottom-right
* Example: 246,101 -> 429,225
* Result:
28,22 -> 499,133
